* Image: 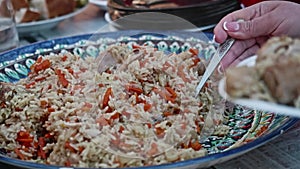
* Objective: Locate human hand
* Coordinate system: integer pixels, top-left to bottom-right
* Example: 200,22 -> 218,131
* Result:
213,1 -> 300,68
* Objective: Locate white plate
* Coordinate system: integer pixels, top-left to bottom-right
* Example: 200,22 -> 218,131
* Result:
218,55 -> 300,118
89,0 -> 107,9
17,6 -> 87,34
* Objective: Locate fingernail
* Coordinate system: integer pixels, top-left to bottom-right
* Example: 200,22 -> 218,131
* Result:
223,21 -> 240,32
217,65 -> 224,74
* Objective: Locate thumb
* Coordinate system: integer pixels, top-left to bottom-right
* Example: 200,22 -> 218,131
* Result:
223,18 -> 274,39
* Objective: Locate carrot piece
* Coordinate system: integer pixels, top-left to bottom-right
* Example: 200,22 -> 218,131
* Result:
15,107 -> 23,111
153,87 -> 176,103
136,94 -> 146,104
44,133 -> 53,139
163,112 -> 173,117
38,137 -> 47,159
47,107 -> 55,113
146,123 -> 152,129
204,82 -> 211,88
102,87 -> 112,109
18,131 -> 29,137
55,69 -> 69,88
41,59 -> 51,69
119,126 -> 125,133
67,67 -> 74,75
65,160 -> 71,167
30,57 -> 42,73
17,131 -> 33,147
0,102 -> 6,108
189,48 -> 199,56
40,100 -> 48,108
48,84 -> 52,90
144,103 -> 152,112
17,138 -> 33,143
195,121 -> 201,134
98,83 -> 105,88
25,81 -> 36,89
14,148 -> 25,160
125,84 -> 143,95
110,112 -> 121,120
155,127 -> 165,136
34,59 -> 51,73
65,142 -> 76,153
177,65 -> 191,83
61,55 -> 68,62
181,143 -> 189,149
36,56 -> 43,63
190,57 -> 201,68
132,44 -> 141,49
165,86 -> 177,98
78,146 -> 85,153
190,141 -> 202,151
35,76 -> 46,82
57,89 -> 66,95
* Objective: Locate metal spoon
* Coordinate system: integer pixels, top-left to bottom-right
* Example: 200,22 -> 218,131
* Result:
196,38 -> 235,141
195,38 -> 235,97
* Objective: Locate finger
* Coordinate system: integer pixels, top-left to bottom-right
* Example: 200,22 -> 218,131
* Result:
214,1 -> 282,42
213,24 -> 228,44
229,44 -> 260,67
213,3 -> 265,43
220,39 -> 256,68
224,2 -> 285,39
225,13 -> 278,40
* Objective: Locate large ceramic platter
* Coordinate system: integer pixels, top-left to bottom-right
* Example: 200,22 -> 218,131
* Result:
219,55 -> 300,118
0,31 -> 298,169
17,6 -> 88,34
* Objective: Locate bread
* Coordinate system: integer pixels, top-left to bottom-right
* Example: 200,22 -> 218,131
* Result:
15,8 -> 40,23
11,0 -> 77,23
30,0 -> 76,19
263,59 -> 300,105
225,36 -> 300,107
225,66 -> 260,98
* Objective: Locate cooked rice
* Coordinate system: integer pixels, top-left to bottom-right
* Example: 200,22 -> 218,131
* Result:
0,45 -> 218,167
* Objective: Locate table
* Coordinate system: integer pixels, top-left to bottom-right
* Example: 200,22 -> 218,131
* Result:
2,3 -> 300,169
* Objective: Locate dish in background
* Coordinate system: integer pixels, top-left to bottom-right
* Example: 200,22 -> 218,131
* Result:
107,0 -> 241,29
219,56 -> 300,118
104,12 -> 216,32
89,0 -> 108,9
0,31 -> 298,169
16,5 -> 88,35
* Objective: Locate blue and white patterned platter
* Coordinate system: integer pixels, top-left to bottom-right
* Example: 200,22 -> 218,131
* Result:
0,31 -> 298,169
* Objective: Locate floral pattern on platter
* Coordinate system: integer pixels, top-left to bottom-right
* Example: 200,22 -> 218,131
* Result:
0,32 -> 297,168
0,34 -> 215,82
